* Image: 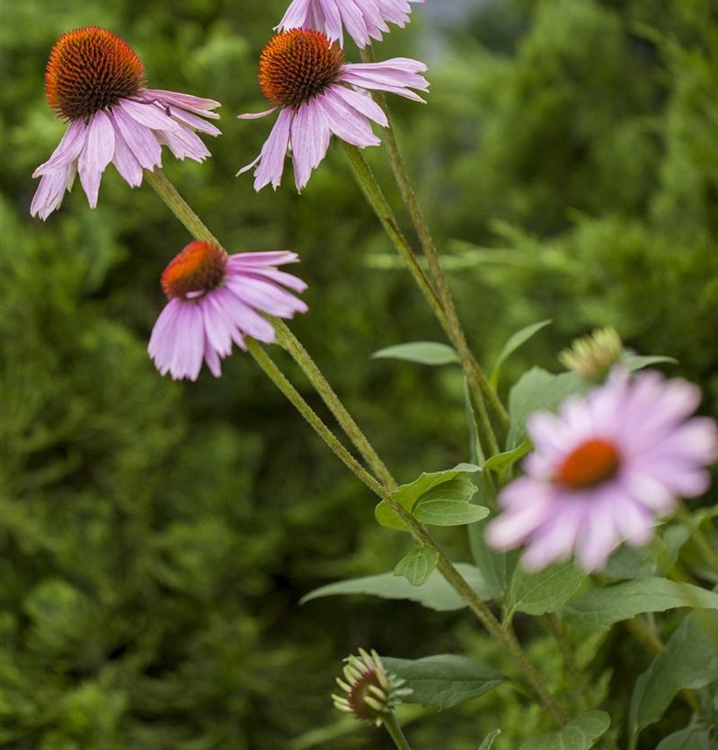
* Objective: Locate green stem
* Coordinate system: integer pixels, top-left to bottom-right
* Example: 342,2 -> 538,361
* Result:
248,340 -> 566,726
382,713 -> 413,750
145,169 -> 565,728
341,142 -> 500,460
274,320 -> 397,490
360,47 -> 509,437
675,503 -> 718,574
145,169 -> 219,244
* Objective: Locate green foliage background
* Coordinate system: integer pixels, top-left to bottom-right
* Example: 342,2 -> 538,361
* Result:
1,0 -> 716,748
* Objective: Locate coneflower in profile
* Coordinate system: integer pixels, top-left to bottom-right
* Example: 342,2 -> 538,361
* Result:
148,241 -> 307,381
31,26 -> 221,220
238,29 -> 428,192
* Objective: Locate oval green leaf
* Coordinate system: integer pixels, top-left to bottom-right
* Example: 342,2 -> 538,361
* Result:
564,578 -> 718,630
518,710 -> 610,750
393,547 -> 439,586
375,464 -> 482,531
372,342 -> 460,366
508,562 -> 587,617
381,654 -> 505,710
300,563 -> 493,612
490,319 -> 552,387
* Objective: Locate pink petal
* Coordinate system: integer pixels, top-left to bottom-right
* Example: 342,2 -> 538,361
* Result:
78,110 -> 116,208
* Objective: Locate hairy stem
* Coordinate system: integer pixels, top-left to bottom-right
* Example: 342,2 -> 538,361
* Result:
383,713 -> 413,750
360,46 -> 509,436
146,169 -> 219,244
341,142 -> 500,460
274,320 -> 396,490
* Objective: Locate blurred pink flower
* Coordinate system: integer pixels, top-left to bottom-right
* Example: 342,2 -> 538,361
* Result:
277,0 -> 426,47
31,26 -> 221,220
486,368 -> 718,572
149,241 -> 307,381
238,29 -> 428,192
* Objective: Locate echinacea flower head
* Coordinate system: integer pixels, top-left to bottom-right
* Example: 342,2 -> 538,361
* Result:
332,648 -> 412,726
277,0 -> 426,48
148,241 -> 308,381
559,326 -> 624,380
486,368 -> 718,573
31,26 -> 221,220
238,29 -> 428,191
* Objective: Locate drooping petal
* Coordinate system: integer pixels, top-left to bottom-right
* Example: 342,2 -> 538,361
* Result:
112,103 -> 163,171
78,109 -> 116,208
242,108 -> 293,191
30,166 -> 76,219
314,88 -> 382,148
110,117 -> 144,187
32,118 -> 87,177
289,101 -> 332,190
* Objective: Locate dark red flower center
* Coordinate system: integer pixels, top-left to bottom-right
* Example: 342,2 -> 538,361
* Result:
259,29 -> 344,109
345,669 -> 388,723
45,26 -> 146,121
557,438 -> 621,490
161,241 -> 227,300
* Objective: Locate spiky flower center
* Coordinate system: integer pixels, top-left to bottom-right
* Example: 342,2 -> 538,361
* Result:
45,26 -> 146,121
557,438 -> 621,490
161,241 -> 227,300
259,29 -> 344,109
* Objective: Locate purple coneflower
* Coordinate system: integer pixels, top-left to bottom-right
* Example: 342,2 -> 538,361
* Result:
486,368 -> 718,572
277,0 -> 426,48
237,29 -> 428,192
148,241 -> 307,381
31,26 -> 221,220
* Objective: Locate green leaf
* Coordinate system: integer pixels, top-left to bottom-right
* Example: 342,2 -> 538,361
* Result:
490,320 -> 552,387
375,464 -> 481,531
393,547 -> 439,586
413,479 -> 489,527
621,353 -> 678,371
371,342 -> 460,366
518,710 -> 610,750
300,563 -> 493,612
483,437 -> 532,474
629,611 -> 718,739
507,367 -> 591,449
381,655 -> 505,710
508,562 -> 587,617
477,730 -> 501,750
655,727 -> 717,750
565,578 -> 718,630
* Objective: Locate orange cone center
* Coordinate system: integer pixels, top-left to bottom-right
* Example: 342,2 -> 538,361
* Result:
45,26 -> 146,121
259,29 -> 344,109
161,241 -> 227,300
556,438 -> 621,490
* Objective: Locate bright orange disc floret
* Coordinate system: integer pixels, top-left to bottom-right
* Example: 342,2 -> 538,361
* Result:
161,241 -> 228,300
45,26 -> 146,121
259,29 -> 344,109
557,438 -> 621,490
